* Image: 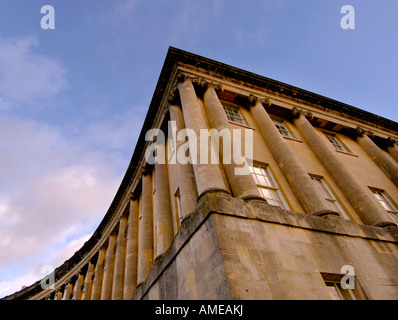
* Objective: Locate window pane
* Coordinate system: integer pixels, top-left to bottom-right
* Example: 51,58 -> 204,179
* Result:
273,120 -> 293,138
223,106 -> 245,125
327,285 -> 342,300
324,133 -> 348,152
257,175 -> 267,186
250,163 -> 288,209
371,189 -> 398,217
311,176 -> 348,218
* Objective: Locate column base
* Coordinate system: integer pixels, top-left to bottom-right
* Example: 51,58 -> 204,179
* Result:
197,188 -> 231,202
241,195 -> 268,204
375,221 -> 398,229
313,210 -> 341,218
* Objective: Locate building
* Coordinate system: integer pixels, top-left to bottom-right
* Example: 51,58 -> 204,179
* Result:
3,47 -> 398,300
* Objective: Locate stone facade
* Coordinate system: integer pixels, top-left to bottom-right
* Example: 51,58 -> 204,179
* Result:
3,47 -> 398,300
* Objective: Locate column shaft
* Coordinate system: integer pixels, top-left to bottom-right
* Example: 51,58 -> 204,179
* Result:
203,86 -> 263,200
63,282 -> 72,300
90,247 -> 106,300
250,99 -> 335,215
81,261 -> 94,300
55,290 -> 63,300
123,198 -> 139,300
357,133 -> 398,188
387,141 -> 398,163
73,273 -> 84,300
177,78 -> 229,197
111,216 -> 128,300
169,105 -> 198,219
100,234 -> 116,300
294,113 -> 396,227
154,158 -> 174,258
137,172 -> 154,286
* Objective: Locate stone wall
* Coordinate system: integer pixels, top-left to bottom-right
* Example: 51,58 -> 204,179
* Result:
135,192 -> 398,300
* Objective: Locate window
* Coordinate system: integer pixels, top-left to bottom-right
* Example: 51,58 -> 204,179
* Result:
325,281 -> 356,300
324,132 -> 350,153
311,176 -> 349,219
223,105 -> 246,125
273,119 -> 295,138
249,163 -> 289,209
168,121 -> 176,162
370,188 -> 398,224
321,273 -> 358,300
174,188 -> 183,229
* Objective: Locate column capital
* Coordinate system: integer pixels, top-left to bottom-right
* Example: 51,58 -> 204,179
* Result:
176,71 -> 200,84
355,126 -> 369,138
292,107 -> 313,120
141,167 -> 150,177
248,94 -> 271,106
387,137 -> 397,147
167,84 -> 179,105
201,79 -> 222,92
162,104 -> 170,116
130,191 -> 140,201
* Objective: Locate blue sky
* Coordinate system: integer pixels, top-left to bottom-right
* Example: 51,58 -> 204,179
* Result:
0,0 -> 397,297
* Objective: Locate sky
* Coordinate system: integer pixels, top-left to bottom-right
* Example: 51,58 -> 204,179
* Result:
0,0 -> 397,298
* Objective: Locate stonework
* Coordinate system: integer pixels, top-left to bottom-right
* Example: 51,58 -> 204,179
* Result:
3,47 -> 398,300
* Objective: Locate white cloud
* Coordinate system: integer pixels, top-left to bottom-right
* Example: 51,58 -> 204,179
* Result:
0,270 -> 39,299
0,109 -> 143,297
0,36 -> 68,106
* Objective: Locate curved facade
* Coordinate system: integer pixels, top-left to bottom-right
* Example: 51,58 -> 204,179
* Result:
3,47 -> 398,300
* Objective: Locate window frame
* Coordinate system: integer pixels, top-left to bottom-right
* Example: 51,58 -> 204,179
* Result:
249,163 -> 289,210
310,175 -> 349,220
323,131 -> 351,153
321,272 -> 358,300
223,105 -> 247,126
272,118 -> 295,139
174,188 -> 183,230
369,187 -> 398,224
325,281 -> 357,300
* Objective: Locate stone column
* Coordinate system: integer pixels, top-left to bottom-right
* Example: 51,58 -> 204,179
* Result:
177,74 -> 230,198
387,138 -> 398,163
63,281 -> 72,300
100,234 -> 116,300
293,110 -> 396,227
137,171 -> 154,286
168,104 -> 198,219
55,290 -> 63,300
90,247 -> 106,300
73,273 -> 84,300
153,148 -> 174,259
356,128 -> 398,188
123,196 -> 139,300
81,261 -> 95,300
203,84 -> 264,201
249,97 -> 337,216
111,216 -> 128,300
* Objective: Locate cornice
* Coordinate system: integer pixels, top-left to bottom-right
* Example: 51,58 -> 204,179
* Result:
168,47 -> 397,134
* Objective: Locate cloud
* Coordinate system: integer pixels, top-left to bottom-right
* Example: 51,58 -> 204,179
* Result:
0,270 -> 39,299
0,120 -> 120,263
0,37 -> 68,107
0,109 -> 143,297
